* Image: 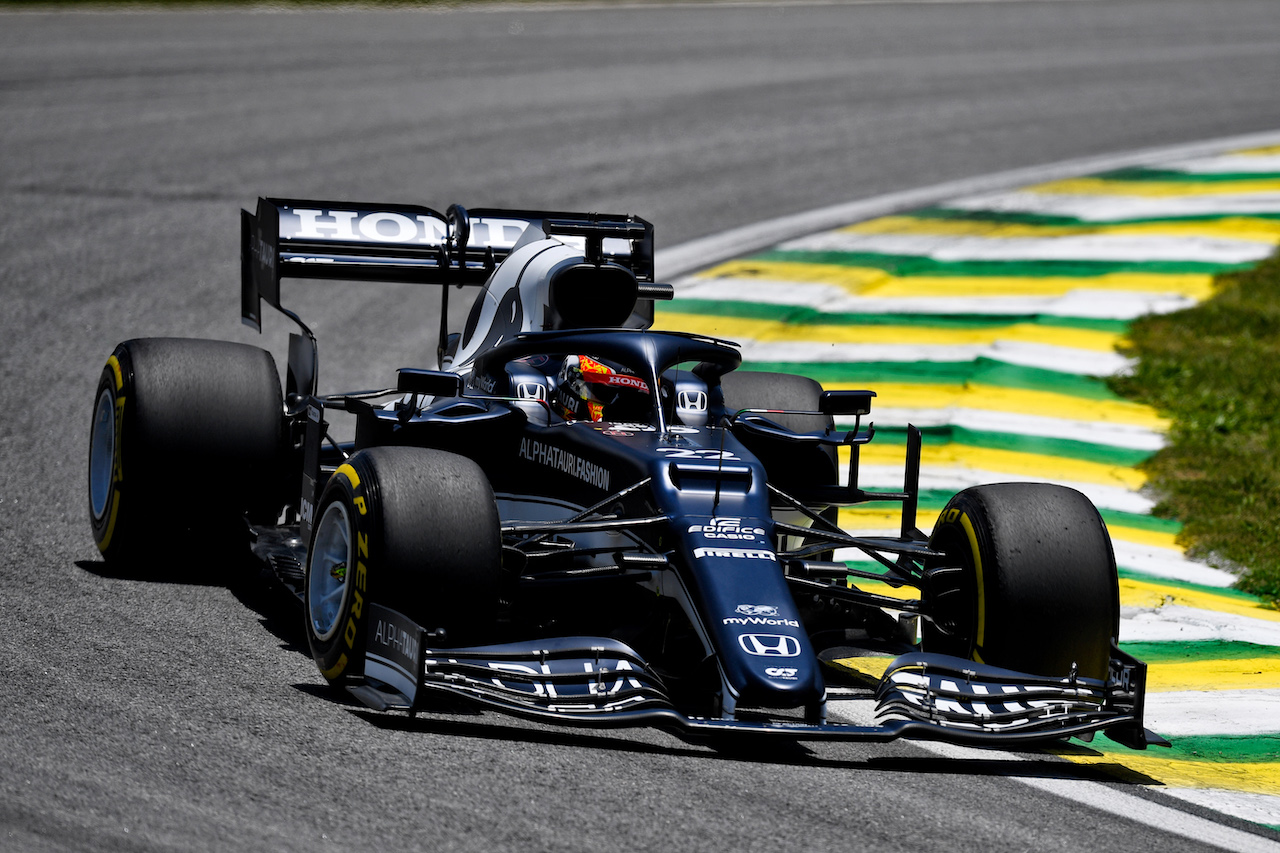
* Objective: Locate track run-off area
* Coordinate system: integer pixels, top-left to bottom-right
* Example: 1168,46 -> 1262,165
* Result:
654,131 -> 1280,836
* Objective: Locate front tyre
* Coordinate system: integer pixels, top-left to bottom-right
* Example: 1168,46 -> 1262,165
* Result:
922,483 -> 1119,680
304,447 -> 501,683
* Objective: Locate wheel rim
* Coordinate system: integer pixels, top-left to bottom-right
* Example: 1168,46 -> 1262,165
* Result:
89,387 -> 116,521
309,501 -> 352,642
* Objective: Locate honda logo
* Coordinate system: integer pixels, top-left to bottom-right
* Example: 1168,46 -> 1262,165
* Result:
738,633 -> 801,657
677,389 -> 708,411
516,382 -> 546,401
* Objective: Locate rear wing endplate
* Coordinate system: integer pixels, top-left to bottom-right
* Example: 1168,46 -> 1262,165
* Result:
240,197 -> 655,331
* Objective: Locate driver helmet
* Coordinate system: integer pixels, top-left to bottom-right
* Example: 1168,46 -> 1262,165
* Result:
555,354 -> 651,422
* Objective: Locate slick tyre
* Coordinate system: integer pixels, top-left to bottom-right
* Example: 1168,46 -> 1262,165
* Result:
88,338 -> 285,565
719,370 -> 838,489
304,447 -> 501,684
922,483 -> 1119,680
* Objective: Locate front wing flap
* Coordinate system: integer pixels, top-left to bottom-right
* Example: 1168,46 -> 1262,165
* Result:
873,647 -> 1167,748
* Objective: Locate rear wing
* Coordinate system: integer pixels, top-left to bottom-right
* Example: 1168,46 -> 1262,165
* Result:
240,197 -> 655,331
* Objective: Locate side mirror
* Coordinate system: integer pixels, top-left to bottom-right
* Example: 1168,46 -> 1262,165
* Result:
819,390 -> 875,417
397,368 -> 464,398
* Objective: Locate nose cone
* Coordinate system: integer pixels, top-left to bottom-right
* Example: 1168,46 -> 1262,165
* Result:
717,609 -> 825,712
675,517 -> 825,714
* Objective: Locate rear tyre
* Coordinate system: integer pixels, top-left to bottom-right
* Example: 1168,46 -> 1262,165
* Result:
304,446 -> 501,684
88,338 -> 285,565
719,370 -> 832,436
922,483 -> 1119,680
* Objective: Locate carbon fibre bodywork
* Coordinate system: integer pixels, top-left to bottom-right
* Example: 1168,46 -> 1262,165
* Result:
236,198 -> 1164,750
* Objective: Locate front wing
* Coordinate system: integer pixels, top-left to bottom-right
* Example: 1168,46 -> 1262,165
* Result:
347,604 -> 1167,749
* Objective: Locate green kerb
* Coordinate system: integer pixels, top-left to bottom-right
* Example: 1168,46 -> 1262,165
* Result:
1120,640 -> 1280,664
1085,733 -> 1280,764
738,360 -> 1121,401
1094,167 -> 1280,183
754,249 -> 1253,278
911,207 -> 1280,227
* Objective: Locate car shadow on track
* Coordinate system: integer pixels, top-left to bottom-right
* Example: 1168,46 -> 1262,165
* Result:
76,555 -> 233,587
864,754 -> 1159,785
76,546 -> 311,657
340,702 -> 1163,784
76,554 -> 1163,789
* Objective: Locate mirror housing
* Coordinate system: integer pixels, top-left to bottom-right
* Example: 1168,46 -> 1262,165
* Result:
397,368 -> 464,398
819,390 -> 875,417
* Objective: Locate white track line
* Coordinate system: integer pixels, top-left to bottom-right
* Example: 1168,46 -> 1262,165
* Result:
1111,543 -> 1238,588
1144,690 -> 1280,738
732,340 -> 1135,376
1121,605 -> 1280,647
894,738 -> 1280,853
1011,774 -> 1280,853
669,276 -> 1201,319
1161,790 -> 1280,832
944,191 -> 1280,223
1165,153 -> 1280,174
826,702 -> 1280,853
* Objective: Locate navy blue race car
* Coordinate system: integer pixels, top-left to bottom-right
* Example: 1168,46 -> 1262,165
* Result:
87,199 -> 1166,750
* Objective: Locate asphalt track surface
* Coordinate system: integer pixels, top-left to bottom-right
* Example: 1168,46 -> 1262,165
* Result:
3,2 -> 1280,850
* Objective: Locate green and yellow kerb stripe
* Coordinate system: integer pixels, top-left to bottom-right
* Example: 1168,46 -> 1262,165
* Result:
658,143 -> 1280,826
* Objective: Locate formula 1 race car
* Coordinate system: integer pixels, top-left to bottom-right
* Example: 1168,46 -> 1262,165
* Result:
87,198 -> 1167,750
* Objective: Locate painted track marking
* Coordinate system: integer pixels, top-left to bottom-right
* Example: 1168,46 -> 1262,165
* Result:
659,130 -> 1280,836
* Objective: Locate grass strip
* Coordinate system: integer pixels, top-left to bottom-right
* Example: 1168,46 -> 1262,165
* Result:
1111,252 -> 1280,604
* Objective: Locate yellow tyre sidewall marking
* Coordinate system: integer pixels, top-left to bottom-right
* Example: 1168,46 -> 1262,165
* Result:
958,511 -> 986,658
932,507 -> 986,662
320,462 -> 370,680
321,653 -> 348,680
335,463 -> 367,516
335,462 -> 361,489
97,355 -> 126,553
